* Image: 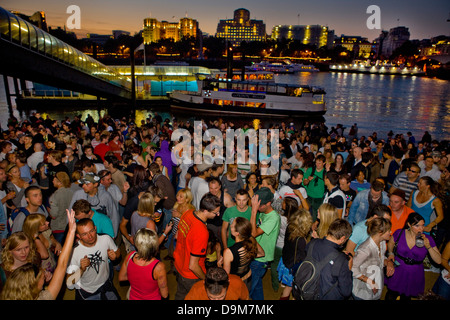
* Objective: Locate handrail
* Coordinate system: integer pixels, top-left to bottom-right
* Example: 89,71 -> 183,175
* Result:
0,6 -> 131,91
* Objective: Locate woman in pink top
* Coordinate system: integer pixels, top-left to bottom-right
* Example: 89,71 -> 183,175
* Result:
118,228 -> 169,300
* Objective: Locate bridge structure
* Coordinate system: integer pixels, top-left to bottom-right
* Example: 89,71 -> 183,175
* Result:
0,6 -> 133,111
424,54 -> 450,64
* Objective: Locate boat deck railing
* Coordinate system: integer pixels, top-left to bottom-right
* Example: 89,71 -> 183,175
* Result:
205,80 -> 325,97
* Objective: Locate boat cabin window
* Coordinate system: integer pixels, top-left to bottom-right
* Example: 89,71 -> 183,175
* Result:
285,87 -> 304,96
232,83 -> 243,91
218,82 -> 228,90
266,84 -> 278,93
276,86 -> 287,94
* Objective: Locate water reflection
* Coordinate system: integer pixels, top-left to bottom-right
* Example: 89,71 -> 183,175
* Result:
276,72 -> 450,141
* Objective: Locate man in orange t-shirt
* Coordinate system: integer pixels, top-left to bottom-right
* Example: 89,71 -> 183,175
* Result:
388,189 -> 414,234
185,267 -> 249,300
173,193 -> 221,300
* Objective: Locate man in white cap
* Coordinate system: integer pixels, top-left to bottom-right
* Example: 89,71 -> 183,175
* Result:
69,173 -> 120,238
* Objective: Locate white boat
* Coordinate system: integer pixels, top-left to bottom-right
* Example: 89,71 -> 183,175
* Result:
246,60 -> 319,73
246,61 -> 295,74
169,77 -> 326,118
282,59 -> 320,72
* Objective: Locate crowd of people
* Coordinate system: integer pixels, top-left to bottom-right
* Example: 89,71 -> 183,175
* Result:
0,111 -> 448,301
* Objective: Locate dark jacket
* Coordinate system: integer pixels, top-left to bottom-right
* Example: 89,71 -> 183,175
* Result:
306,238 -> 353,300
152,173 -> 176,209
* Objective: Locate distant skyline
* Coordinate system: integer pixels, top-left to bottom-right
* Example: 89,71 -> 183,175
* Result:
3,0 -> 449,41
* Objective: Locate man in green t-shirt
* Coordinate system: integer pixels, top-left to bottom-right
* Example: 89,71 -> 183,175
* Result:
221,189 -> 256,249
249,187 -> 280,300
303,154 -> 326,221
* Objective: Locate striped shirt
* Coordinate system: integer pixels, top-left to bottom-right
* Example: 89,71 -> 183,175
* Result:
392,171 -> 419,201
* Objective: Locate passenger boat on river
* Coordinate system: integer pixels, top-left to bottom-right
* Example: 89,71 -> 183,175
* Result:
169,78 -> 326,118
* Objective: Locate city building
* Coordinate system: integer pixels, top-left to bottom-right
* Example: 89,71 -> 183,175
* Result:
372,30 -> 388,59
143,17 -> 199,44
143,18 -> 161,44
381,26 -> 410,57
271,25 -> 334,49
334,35 -> 373,58
85,33 -> 113,46
179,17 -> 199,39
215,8 -> 266,46
113,30 -> 131,39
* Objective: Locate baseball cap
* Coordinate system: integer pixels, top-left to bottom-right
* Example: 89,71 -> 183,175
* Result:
431,151 -> 441,158
78,173 -> 100,185
255,187 -> 274,205
196,163 -> 213,173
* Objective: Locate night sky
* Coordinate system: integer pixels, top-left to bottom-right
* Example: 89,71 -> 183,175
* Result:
2,0 -> 449,41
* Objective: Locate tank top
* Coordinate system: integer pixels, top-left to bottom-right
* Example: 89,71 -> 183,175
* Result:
127,252 -> 161,300
410,190 -> 436,232
131,212 -> 158,237
229,241 -> 252,278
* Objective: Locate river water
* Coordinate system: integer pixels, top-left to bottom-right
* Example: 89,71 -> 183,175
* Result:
1,71 -> 449,142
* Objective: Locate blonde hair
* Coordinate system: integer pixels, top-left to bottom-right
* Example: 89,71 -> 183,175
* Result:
71,170 -> 82,183
0,263 -> 44,300
55,171 -> 71,188
134,228 -> 159,261
173,188 -> 195,212
137,192 -> 155,218
23,214 -> 46,242
1,232 -> 37,273
317,203 -> 339,239
288,208 -> 313,241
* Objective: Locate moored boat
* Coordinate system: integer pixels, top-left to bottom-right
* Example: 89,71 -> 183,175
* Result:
246,60 -> 319,73
169,77 -> 326,118
282,59 -> 320,72
246,61 -> 295,74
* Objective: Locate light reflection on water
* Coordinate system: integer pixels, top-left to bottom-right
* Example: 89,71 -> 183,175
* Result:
276,72 -> 450,141
1,72 -> 449,141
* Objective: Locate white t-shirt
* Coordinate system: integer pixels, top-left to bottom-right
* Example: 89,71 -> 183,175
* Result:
178,161 -> 193,189
278,185 -> 308,205
68,234 -> 117,293
189,176 -> 209,210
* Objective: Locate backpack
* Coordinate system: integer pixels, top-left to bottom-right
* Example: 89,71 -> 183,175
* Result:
292,240 -> 339,300
7,207 -> 31,236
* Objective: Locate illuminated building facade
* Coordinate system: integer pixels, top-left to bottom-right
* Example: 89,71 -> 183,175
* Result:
179,17 -> 199,39
216,8 -> 266,46
143,18 -> 161,44
271,24 -> 334,49
334,35 -> 373,58
143,17 -> 199,44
